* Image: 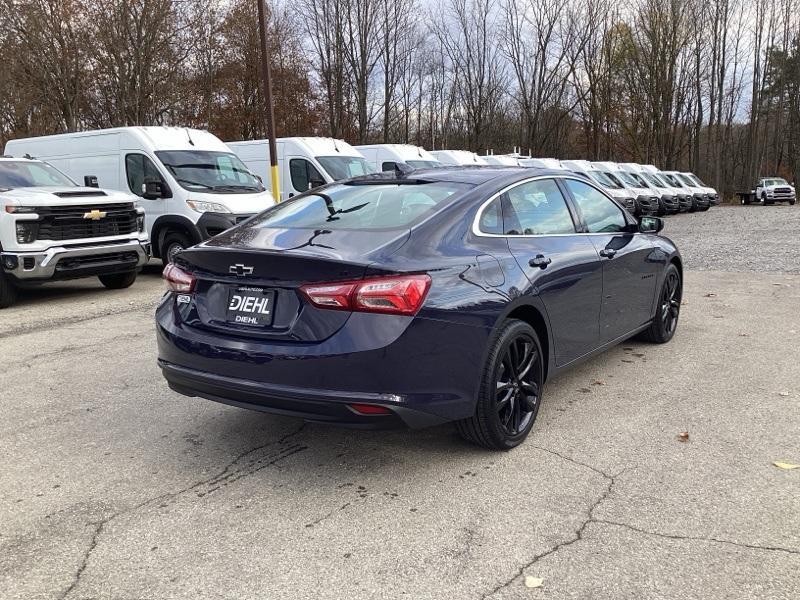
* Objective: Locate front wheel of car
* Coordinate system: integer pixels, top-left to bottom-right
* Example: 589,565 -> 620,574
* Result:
638,264 -> 681,344
456,320 -> 544,450
99,271 -> 138,289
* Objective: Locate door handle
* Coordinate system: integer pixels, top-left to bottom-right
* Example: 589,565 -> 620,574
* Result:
529,255 -> 552,269
599,248 -> 617,259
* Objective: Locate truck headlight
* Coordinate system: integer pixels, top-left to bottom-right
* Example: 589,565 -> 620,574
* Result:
16,222 -> 38,243
186,200 -> 231,213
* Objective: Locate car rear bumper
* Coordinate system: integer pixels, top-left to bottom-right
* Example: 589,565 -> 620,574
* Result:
156,300 -> 489,429
1,239 -> 151,281
159,359 -> 448,429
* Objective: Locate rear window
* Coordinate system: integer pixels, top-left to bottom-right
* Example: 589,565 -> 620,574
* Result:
248,181 -> 472,230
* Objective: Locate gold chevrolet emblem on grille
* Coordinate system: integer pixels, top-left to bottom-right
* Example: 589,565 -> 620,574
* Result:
83,209 -> 107,220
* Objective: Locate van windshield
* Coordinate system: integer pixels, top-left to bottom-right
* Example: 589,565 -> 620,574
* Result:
614,171 -> 641,188
248,181 -> 471,231
663,174 -> 684,187
642,173 -> 667,188
588,171 -> 621,189
0,160 -> 76,189
407,160 -> 442,169
156,150 -> 265,194
315,156 -> 376,180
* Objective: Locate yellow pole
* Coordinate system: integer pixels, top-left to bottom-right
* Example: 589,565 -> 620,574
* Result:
256,0 -> 280,202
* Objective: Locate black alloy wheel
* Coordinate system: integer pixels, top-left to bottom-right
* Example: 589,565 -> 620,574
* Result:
457,320 -> 544,450
639,264 -> 681,343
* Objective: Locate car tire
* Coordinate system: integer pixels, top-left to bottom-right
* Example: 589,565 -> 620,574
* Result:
456,319 -> 544,451
763,193 -> 773,205
0,271 -> 18,309
161,232 -> 191,264
99,271 -> 138,289
638,264 -> 681,344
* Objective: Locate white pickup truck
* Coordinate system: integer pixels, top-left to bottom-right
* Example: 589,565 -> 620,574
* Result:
755,177 -> 796,205
0,156 -> 150,308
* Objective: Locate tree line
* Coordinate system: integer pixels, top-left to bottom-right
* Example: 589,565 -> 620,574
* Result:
1,0 -> 798,197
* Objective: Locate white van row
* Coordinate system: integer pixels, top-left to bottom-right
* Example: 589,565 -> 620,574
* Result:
3,127 -> 718,264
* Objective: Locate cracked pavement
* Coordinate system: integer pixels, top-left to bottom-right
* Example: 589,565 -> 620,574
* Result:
2,211 -> 800,599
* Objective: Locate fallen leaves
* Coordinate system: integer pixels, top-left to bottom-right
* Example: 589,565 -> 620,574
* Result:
704,293 -> 717,297
677,432 -> 689,442
773,462 -> 800,470
524,576 -> 544,589
777,391 -> 790,397
592,379 -> 605,386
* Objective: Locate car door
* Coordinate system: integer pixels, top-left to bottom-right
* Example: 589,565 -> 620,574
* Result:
497,178 -> 604,366
562,178 -> 659,343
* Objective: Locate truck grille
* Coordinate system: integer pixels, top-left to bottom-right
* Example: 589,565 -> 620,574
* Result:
54,251 -> 140,273
34,203 -> 138,241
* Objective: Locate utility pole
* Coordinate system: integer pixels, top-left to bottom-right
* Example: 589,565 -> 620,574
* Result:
256,0 -> 280,201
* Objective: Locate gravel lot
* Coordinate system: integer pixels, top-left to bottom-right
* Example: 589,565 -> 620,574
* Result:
664,204 -> 800,272
1,205 -> 799,600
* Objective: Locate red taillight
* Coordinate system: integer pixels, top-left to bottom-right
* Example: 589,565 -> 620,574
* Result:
163,263 -> 196,293
300,274 -> 431,315
349,403 -> 392,415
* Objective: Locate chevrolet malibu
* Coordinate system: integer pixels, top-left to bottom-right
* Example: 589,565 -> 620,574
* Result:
157,167 -> 682,450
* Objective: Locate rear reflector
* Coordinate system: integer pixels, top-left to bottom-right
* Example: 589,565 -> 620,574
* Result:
163,263 -> 196,293
300,274 -> 431,315
349,403 -> 392,415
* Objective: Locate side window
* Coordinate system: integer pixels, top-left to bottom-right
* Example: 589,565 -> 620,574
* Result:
501,179 -> 576,235
290,158 -> 325,192
478,198 -> 503,234
565,179 -> 627,233
381,161 -> 398,172
125,154 -> 163,197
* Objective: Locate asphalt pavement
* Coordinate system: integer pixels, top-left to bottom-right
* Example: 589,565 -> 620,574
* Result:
1,206 -> 798,599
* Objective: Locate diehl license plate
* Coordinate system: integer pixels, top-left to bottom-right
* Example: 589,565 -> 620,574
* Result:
226,287 -> 275,326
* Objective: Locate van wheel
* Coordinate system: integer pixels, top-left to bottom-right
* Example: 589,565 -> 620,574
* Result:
99,271 -> 137,289
0,271 -> 18,309
161,232 -> 191,264
456,320 -> 543,450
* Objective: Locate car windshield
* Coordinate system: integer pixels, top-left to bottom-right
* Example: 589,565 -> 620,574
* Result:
614,171 -> 640,187
406,160 -> 442,169
0,160 -> 76,189
628,173 -> 649,187
248,181 -> 471,231
315,156 -> 376,180
588,171 -> 622,189
764,178 -> 789,186
155,150 -> 264,193
677,173 -> 695,186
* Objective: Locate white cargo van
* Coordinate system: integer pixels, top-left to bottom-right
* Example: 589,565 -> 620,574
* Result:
227,137 -> 375,202
617,163 -> 680,215
517,157 -> 564,169
592,162 -> 659,215
661,171 -> 711,211
482,154 -> 521,166
428,150 -> 488,166
561,160 -> 637,214
5,127 -> 275,262
355,144 -> 441,172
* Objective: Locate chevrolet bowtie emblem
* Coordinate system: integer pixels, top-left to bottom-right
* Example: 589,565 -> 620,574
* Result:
83,209 -> 107,220
229,264 -> 254,276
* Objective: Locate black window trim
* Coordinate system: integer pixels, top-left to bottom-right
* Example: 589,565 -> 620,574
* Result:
472,174 -> 637,237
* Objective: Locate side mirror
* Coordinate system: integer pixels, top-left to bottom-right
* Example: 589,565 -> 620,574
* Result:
639,216 -> 664,234
142,179 -> 165,200
84,175 -> 99,188
308,178 -> 325,190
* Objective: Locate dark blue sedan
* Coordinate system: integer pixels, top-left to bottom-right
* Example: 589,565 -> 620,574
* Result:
157,167 -> 682,450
